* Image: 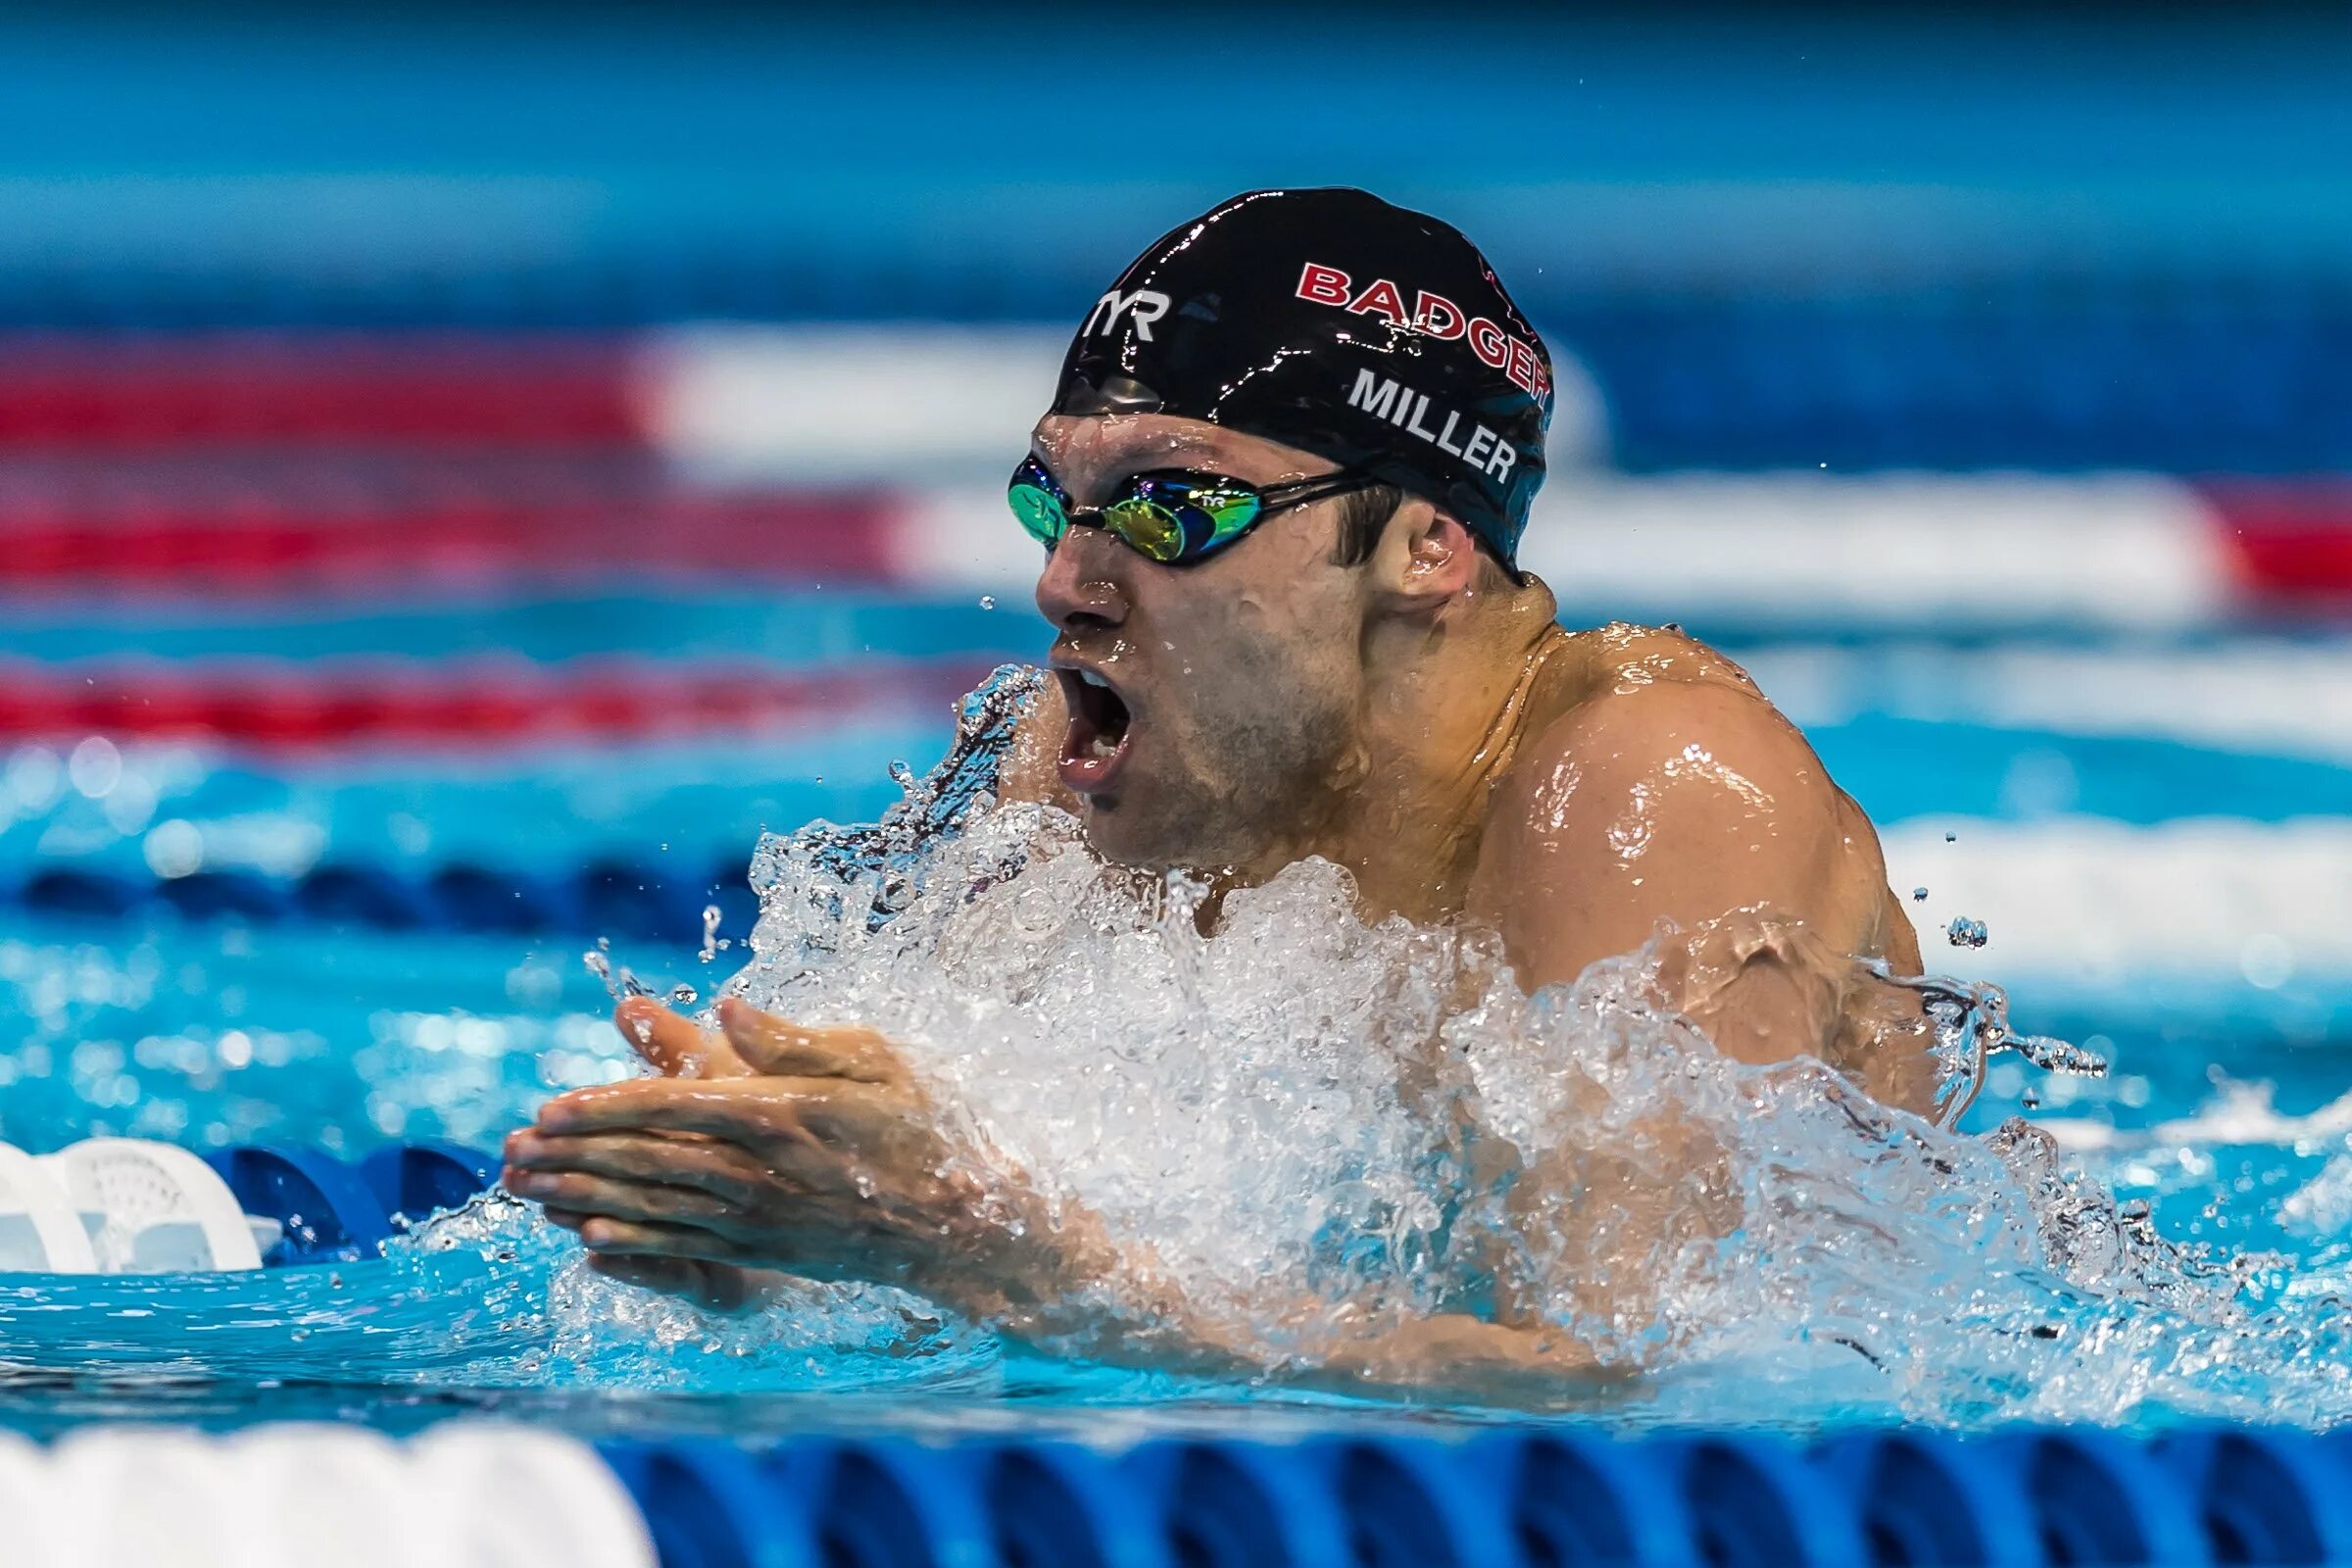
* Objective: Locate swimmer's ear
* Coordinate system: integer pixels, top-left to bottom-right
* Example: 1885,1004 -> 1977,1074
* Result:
1372,499 -> 1483,613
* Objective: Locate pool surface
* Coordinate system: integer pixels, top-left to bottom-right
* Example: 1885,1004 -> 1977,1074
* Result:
4,617 -> 2350,1443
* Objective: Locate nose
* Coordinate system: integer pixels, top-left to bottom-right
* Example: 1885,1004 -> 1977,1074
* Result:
1033,527 -> 1132,634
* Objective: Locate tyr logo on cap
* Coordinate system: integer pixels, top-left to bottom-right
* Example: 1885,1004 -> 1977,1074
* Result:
1083,288 -> 1172,342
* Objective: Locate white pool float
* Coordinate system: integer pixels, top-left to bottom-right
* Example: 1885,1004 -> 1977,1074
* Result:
230,1423 -> 447,1568
36,1139 -> 265,1273
0,1142 -> 97,1273
412,1422 -> 659,1568
0,1430 -> 74,1563
53,1427 -> 245,1568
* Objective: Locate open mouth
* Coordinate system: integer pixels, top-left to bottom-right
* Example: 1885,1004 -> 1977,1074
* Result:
1056,665 -> 1135,794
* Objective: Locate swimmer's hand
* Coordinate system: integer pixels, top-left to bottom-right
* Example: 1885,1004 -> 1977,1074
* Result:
502,997 -> 1109,1328
506,997 -> 1613,1400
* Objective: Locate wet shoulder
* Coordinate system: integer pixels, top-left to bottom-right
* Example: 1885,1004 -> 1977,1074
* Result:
1550,621 -> 1770,714
1484,621 -> 1902,954
1489,621 -> 1838,855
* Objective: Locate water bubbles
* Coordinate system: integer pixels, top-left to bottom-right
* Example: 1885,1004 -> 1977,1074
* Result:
1947,915 -> 1989,949
2239,933 -> 2296,990
2,745 -> 64,815
582,946 -> 651,1002
142,819 -> 204,879
67,736 -> 122,799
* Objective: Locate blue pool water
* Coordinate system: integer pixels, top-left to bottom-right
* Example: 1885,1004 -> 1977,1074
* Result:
4,623 -> 2351,1444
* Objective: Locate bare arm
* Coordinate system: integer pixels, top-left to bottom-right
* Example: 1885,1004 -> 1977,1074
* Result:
1470,673 -> 1904,1066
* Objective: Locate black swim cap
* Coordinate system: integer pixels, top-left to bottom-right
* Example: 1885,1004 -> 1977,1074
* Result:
1053,188 -> 1553,567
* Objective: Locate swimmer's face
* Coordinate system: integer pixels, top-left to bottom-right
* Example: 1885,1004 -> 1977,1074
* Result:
1028,414 -> 1379,870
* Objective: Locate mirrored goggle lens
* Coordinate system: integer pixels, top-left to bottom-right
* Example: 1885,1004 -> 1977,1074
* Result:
1102,497 -> 1190,562
1144,478 -> 1261,555
1007,482 -> 1067,546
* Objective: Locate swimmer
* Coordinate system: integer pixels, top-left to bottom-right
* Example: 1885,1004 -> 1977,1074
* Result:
502,189 -> 1937,1390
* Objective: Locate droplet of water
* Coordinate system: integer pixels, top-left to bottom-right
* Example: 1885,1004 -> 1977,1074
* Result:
670,985 -> 699,1005
700,904 -> 723,963
583,947 -> 653,1001
1912,887 -> 1929,902
978,595 -> 997,610
1946,915 -> 1989,949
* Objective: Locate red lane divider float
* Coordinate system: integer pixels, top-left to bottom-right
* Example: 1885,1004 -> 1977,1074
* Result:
0,334 -> 643,448
0,494 -> 900,590
0,658 -> 994,750
2208,480 -> 2352,606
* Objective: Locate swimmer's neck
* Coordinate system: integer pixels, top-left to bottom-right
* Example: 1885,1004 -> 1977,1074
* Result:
1237,581 -> 1572,925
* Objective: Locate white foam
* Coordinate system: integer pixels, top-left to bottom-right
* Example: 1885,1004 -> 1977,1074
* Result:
714,777 -> 2346,1423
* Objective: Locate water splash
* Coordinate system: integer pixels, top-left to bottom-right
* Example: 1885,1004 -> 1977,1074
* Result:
691,662 -> 2352,1426
394,1192 -> 998,1393
582,940 -> 651,1002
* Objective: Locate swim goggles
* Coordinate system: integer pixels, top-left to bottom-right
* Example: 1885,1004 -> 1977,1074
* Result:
1007,455 -> 1382,565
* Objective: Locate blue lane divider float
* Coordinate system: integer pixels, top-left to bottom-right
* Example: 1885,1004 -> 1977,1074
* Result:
205,1140 -> 497,1266
13,854 -> 765,941
205,1145 -> 395,1264
600,1427 -> 2352,1568
360,1141 -> 500,1229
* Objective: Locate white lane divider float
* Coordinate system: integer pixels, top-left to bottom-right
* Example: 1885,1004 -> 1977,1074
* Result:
0,1142 -> 98,1273
0,1431 -> 74,1565
231,1425 -> 443,1568
412,1424 -> 661,1568
0,1425 -> 658,1568
54,1428 -> 248,1568
0,1139 -> 279,1273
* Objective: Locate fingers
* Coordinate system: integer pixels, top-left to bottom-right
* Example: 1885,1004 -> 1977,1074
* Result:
537,1076 -> 841,1141
615,997 -> 746,1078
505,1167 -> 743,1227
585,1253 -> 766,1313
570,1215 -> 755,1264
504,1129 -> 766,1203
717,998 -> 903,1083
